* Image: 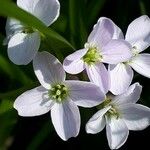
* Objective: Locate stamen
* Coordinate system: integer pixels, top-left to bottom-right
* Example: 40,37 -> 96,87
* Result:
49,84 -> 68,103
83,43 -> 102,65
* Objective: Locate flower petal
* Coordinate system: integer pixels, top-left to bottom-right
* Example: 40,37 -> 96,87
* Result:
109,63 -> 133,95
125,15 -> 150,52
86,106 -> 111,134
113,83 -> 142,105
63,49 -> 87,74
88,17 -> 114,47
33,51 -> 66,89
33,0 -> 60,26
120,104 -> 150,130
106,117 -> 129,149
17,0 -> 37,12
17,0 -> 60,26
4,18 -> 23,45
130,54 -> 150,78
102,39 -> 132,64
85,63 -> 110,94
8,32 -> 40,65
14,86 -> 54,116
51,100 -> 80,141
64,80 -> 105,107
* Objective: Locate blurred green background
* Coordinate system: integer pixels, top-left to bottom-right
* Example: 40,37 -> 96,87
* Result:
0,0 -> 150,149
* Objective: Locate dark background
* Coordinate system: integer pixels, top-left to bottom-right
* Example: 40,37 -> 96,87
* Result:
0,0 -> 150,149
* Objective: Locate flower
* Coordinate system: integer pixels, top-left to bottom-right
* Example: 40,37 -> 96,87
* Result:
63,17 -> 132,94
14,51 -> 105,141
109,15 -> 150,95
86,83 -> 150,149
5,0 -> 60,65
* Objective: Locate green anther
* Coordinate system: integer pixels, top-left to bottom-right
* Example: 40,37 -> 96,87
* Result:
83,47 -> 102,65
124,46 -> 139,65
56,90 -> 61,96
97,96 -> 120,119
97,97 -> 111,110
49,84 -> 69,103
106,105 -> 120,119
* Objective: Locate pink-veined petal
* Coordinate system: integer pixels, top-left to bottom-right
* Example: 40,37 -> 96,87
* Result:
86,106 -> 111,134
102,39 -> 132,64
85,63 -> 110,94
120,104 -> 150,130
112,83 -> 142,105
33,51 -> 66,89
51,100 -> 80,141
106,117 -> 129,149
130,54 -> 150,78
125,15 -> 150,52
64,80 -> 105,108
14,86 -> 54,116
109,63 -> 133,95
63,49 -> 87,74
88,17 -> 114,48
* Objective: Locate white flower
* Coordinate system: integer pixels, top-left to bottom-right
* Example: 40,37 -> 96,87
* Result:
63,17 -> 132,94
14,51 -> 105,141
5,0 -> 60,65
86,83 -> 150,149
109,15 -> 150,95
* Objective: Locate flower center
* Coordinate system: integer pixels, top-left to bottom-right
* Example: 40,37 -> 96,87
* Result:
83,44 -> 102,65
131,46 -> 139,57
106,105 -> 120,119
97,96 -> 120,119
48,84 -> 68,103
124,46 -> 139,65
22,27 -> 34,34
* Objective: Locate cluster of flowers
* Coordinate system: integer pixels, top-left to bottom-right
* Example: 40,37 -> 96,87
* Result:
4,0 -> 150,149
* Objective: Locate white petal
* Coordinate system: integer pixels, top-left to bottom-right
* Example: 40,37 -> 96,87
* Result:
106,117 -> 129,149
85,63 -> 110,94
112,23 -> 124,40
14,86 -> 54,116
63,49 -> 87,74
120,104 -> 150,130
33,0 -> 60,26
33,51 -> 66,89
102,39 -> 132,64
4,18 -> 23,45
17,0 -> 60,26
109,63 -> 133,95
113,83 -> 142,105
8,32 -> 40,65
64,80 -> 105,107
125,15 -> 150,52
86,106 -> 111,134
88,17 -> 114,47
17,0 -> 37,12
51,100 -> 80,141
130,54 -> 150,78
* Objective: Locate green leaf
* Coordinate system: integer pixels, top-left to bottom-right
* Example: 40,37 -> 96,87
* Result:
0,0 -> 74,50
68,0 -> 87,48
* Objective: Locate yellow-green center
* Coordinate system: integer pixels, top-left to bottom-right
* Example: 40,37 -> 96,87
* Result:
83,47 -> 102,65
97,96 -> 120,119
49,84 -> 68,103
106,105 -> 120,119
